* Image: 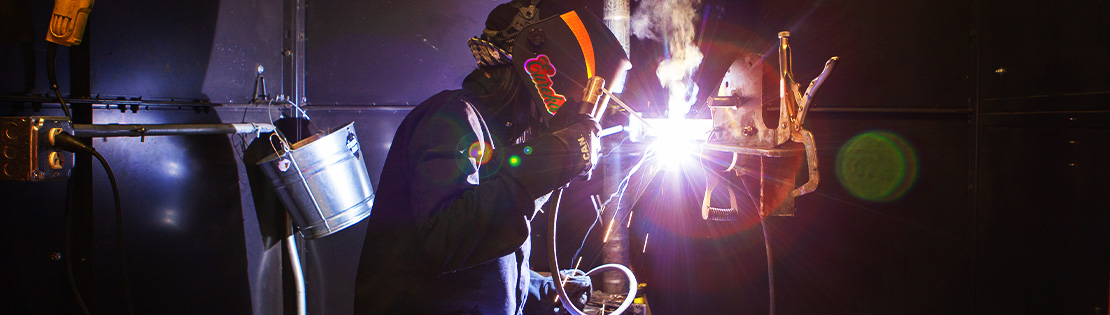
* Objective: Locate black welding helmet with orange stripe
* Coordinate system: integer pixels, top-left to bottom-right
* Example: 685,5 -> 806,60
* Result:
469,0 -> 631,122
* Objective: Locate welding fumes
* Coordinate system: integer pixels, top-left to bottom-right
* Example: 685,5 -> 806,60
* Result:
632,0 -> 705,119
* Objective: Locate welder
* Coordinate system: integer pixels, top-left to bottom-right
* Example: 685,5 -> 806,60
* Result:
353,0 -> 630,314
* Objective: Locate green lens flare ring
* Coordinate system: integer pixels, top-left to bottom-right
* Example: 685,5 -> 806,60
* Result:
835,131 -> 918,202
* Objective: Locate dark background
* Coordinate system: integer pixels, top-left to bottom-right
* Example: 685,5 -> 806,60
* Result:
1,0 -> 1107,314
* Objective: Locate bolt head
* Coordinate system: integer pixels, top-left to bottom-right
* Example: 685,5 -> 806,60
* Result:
741,126 -> 755,137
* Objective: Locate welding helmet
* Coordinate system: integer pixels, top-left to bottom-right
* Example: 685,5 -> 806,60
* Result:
469,1 -> 631,122
510,10 -> 631,121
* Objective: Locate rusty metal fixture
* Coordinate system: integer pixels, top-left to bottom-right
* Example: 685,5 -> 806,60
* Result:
700,32 -> 837,217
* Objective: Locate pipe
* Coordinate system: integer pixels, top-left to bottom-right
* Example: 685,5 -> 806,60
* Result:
548,189 -> 587,315
72,123 -> 276,138
286,222 -> 307,315
603,0 -> 631,55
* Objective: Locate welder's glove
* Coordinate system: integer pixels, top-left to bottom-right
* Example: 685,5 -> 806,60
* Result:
505,113 -> 600,199
552,117 -> 601,176
552,272 -> 593,315
526,270 -> 592,315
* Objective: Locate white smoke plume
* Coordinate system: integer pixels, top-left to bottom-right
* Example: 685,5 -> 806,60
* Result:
631,0 -> 704,119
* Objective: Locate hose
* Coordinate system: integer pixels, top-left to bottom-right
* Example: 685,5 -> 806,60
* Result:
53,132 -> 134,314
46,43 -> 72,119
549,189 -> 638,315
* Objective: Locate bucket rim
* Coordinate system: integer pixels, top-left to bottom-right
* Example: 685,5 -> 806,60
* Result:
256,121 -> 357,165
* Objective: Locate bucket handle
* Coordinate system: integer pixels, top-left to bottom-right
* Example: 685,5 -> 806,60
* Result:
269,132 -> 293,157
267,130 -> 331,232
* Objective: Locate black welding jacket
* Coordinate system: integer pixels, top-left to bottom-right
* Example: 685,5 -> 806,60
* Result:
354,88 -> 553,314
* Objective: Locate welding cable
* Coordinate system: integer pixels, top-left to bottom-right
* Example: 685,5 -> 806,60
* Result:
46,43 -> 73,119
738,174 -> 776,315
53,132 -> 135,315
91,149 -> 135,315
761,217 -> 776,315
548,190 -> 639,315
63,176 -> 92,315
583,263 -> 638,315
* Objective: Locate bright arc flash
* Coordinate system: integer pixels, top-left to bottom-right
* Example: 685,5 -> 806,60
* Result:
653,136 -> 698,170
646,118 -> 710,170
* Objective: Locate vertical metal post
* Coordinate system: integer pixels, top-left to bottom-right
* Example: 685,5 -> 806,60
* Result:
603,0 -> 631,56
281,2 -> 308,314
602,0 -> 633,295
69,25 -> 96,312
283,0 -> 307,106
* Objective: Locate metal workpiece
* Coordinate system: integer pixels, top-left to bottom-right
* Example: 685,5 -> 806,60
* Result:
0,116 -> 74,181
72,123 -> 276,138
700,32 -> 836,217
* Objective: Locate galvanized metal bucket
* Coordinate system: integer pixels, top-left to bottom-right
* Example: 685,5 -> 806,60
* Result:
257,122 -> 374,239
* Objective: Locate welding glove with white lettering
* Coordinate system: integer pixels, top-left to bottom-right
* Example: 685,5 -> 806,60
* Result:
525,270 -> 592,315
505,109 -> 600,198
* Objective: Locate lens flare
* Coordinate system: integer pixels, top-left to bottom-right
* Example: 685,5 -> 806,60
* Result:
468,141 -> 492,165
509,155 -> 521,167
835,131 -> 918,202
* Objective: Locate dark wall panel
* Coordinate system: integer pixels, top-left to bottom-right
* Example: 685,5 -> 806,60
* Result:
0,0 -> 69,95
87,0 -> 220,100
975,112 -> 1110,314
749,0 -> 974,109
773,113 -> 972,314
304,0 -> 600,105
978,1 -> 1110,106
305,0 -> 501,105
2,0 -> 284,103
90,110 -> 253,314
83,0 -> 284,103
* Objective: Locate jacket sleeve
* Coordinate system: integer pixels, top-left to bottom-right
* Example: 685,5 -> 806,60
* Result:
407,101 -> 537,273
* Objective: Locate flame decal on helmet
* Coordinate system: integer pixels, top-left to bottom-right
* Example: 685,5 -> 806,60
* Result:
524,54 -> 567,114
560,11 -> 595,79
